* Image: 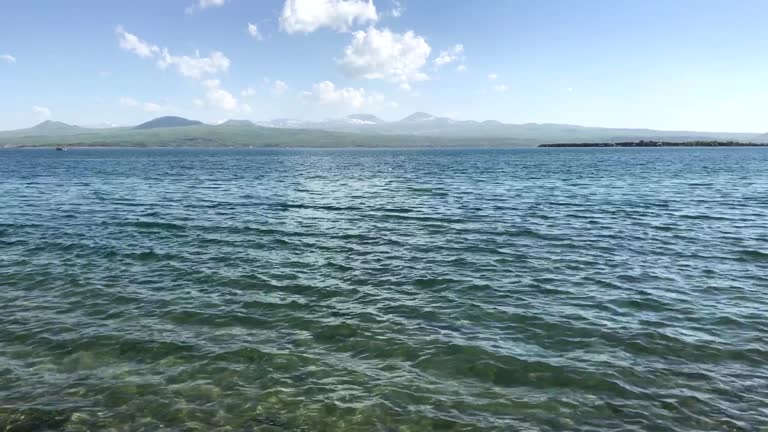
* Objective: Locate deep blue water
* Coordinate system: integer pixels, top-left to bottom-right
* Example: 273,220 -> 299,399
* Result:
0,147 -> 767,431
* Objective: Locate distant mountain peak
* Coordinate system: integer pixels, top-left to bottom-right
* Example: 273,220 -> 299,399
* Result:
133,116 -> 203,130
400,112 -> 436,122
346,113 -> 383,124
34,120 -> 76,128
219,119 -> 256,127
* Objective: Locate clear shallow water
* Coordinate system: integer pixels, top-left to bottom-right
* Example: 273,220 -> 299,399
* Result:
0,147 -> 766,431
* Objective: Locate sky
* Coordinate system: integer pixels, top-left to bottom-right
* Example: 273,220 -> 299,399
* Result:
2,0 -> 768,132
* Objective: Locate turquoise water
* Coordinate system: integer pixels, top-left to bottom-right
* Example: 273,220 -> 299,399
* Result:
0,147 -> 766,431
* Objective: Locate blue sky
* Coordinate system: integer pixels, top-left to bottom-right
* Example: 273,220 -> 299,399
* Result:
2,0 -> 768,132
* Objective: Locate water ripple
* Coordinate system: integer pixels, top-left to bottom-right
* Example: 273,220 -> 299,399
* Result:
0,147 -> 766,431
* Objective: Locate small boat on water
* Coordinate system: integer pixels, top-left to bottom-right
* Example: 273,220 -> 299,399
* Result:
55,147 -> 67,151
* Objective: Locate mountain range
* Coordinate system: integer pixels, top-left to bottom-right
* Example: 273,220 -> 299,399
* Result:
0,114 -> 765,148
255,113 -> 764,142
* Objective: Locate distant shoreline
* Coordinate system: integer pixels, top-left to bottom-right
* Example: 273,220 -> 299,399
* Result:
3,142 -> 768,150
539,141 -> 767,148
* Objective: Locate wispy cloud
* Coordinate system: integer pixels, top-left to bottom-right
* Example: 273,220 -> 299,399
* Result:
389,0 -> 403,17
0,54 -> 16,64
186,0 -> 227,14
272,80 -> 288,96
120,97 -> 169,113
247,22 -> 263,40
434,44 -> 464,68
32,105 -> 51,120
115,26 -> 159,58
116,26 -> 230,80
157,49 -> 230,80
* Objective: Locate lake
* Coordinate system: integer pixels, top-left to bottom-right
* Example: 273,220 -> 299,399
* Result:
0,147 -> 766,431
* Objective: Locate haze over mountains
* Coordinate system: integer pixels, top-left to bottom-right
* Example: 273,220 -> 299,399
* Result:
0,114 -> 765,148
255,113 -> 763,142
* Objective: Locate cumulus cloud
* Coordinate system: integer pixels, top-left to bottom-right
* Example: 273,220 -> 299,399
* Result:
1,54 -> 16,63
302,80 -> 390,110
488,73 -> 498,80
247,23 -> 263,40
241,87 -> 257,97
115,26 -> 159,58
280,0 -> 378,34
202,79 -> 250,113
116,26 -> 230,80
339,27 -> 431,90
203,79 -> 238,111
434,44 -> 464,67
32,106 -> 51,120
456,64 -> 467,72
156,49 -> 230,79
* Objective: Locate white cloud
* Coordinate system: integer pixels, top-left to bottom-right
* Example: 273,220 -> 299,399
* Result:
200,0 -> 226,8
32,106 -> 51,120
488,73 -> 498,80
434,44 -> 464,67
116,26 -> 230,80
493,84 -> 509,93
247,22 -> 263,40
280,0 -> 378,34
389,0 -> 403,17
339,27 -> 430,89
142,102 -> 165,112
1,54 -> 16,64
157,49 -> 230,79
119,97 -> 139,107
203,79 -> 238,111
456,64 -> 467,72
202,79 -> 250,113
115,26 -> 159,58
241,87 -> 257,97
186,0 -> 227,14
120,97 -> 169,112
193,98 -> 205,107
272,80 -> 288,95
302,80 -> 389,110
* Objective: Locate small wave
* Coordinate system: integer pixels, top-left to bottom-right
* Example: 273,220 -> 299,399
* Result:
736,249 -> 768,261
119,220 -> 187,231
413,277 -> 463,289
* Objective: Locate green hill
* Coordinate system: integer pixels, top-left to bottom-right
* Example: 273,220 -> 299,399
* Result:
133,116 -> 203,130
0,120 -> 88,138
0,123 -> 535,148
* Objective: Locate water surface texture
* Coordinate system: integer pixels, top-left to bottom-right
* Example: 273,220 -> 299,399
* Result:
1,148 -> 766,431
